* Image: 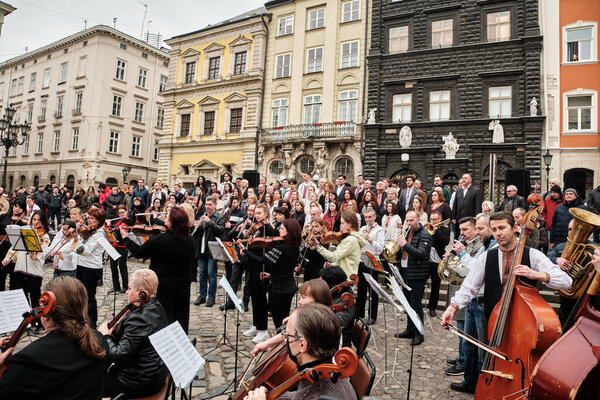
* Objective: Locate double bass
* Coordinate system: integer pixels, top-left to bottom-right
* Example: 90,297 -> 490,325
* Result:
475,194 -> 562,399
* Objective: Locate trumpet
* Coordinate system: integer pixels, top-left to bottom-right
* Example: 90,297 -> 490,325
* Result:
424,219 -> 451,235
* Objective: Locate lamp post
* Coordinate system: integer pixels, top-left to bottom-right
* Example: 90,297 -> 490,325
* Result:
0,104 -> 30,189
122,165 -> 132,186
543,149 -> 553,191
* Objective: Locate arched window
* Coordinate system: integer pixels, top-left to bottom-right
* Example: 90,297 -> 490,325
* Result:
564,168 -> 594,200
270,160 -> 284,176
49,175 -> 56,184
8,176 -> 14,192
66,175 -> 75,191
129,179 -> 138,186
298,156 -> 315,175
390,169 -> 420,189
335,157 -> 354,177
33,175 -> 39,188
19,175 -> 26,186
106,177 -> 119,187
442,173 -> 460,194
483,161 -> 511,206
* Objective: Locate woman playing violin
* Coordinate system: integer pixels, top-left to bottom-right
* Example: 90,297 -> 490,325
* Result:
108,205 -> 129,294
0,197 -> 27,291
300,217 -> 327,281
0,276 -> 109,399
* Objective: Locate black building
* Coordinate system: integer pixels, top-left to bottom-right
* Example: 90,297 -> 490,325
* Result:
365,0 -> 544,203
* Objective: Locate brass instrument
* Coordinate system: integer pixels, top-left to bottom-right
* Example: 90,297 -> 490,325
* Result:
382,226 -> 408,264
437,235 -> 480,286
424,218 -> 451,235
558,208 -> 600,298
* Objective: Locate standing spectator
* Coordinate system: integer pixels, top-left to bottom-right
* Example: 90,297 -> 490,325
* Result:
426,187 -> 452,221
298,173 -> 317,201
414,180 -> 428,205
25,195 -> 41,217
497,185 -> 526,212
149,180 -> 167,206
122,185 -> 134,207
103,186 -> 123,221
375,181 -> 388,207
481,200 -> 495,214
82,186 -> 98,212
399,176 -> 423,212
98,184 -> 112,210
218,172 -> 233,194
45,186 -> 63,230
33,184 -> 48,211
428,175 -> 451,204
132,179 -> 149,208
541,179 -> 561,200
587,184 -> 600,242
73,183 -> 86,208
542,185 -> 563,231
550,188 -> 587,249
354,175 -> 365,204
291,200 -> 306,228
334,175 -> 347,201
451,173 -> 483,237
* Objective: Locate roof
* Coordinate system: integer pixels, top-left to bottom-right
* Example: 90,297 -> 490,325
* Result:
0,1 -> 15,14
265,0 -> 295,9
0,25 -> 169,69
168,6 -> 269,41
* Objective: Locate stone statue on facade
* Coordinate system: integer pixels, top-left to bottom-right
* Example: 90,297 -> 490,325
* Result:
488,120 -> 504,143
315,147 -> 328,176
441,132 -> 460,159
283,149 -> 292,169
367,108 -> 377,124
257,146 -> 264,164
529,97 -> 538,116
399,125 -> 412,148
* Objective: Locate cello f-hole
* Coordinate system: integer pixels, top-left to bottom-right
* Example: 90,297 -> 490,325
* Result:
515,358 -> 526,390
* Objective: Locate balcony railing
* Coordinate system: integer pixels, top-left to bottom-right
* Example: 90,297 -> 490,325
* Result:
262,121 -> 357,142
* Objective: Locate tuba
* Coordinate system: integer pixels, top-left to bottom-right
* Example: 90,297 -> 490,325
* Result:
382,226 -> 408,264
438,236 -> 480,286
557,208 -> 600,298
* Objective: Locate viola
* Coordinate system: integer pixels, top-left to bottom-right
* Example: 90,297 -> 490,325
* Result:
107,291 -> 149,330
244,236 -> 285,249
321,230 -> 350,244
330,292 -> 355,313
330,274 -> 359,294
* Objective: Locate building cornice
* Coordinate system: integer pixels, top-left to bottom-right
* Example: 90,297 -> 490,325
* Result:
160,75 -> 263,97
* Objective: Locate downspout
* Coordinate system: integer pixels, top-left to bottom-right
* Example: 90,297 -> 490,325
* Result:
360,0 -> 370,174
540,0 -> 550,151
256,14 -> 271,171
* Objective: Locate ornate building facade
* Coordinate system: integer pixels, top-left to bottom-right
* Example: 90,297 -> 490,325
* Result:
158,8 -> 269,186
365,0 -> 545,204
259,0 -> 368,186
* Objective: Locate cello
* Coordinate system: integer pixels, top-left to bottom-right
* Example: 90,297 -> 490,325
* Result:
475,194 -> 562,400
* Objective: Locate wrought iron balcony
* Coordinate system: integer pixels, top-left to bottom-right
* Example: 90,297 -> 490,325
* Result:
261,121 -> 357,142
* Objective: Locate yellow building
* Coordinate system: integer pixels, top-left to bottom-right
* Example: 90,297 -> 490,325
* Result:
158,8 -> 269,185
259,0 -> 368,185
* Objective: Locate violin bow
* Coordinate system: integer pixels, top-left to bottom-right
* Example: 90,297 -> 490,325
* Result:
436,316 -> 509,361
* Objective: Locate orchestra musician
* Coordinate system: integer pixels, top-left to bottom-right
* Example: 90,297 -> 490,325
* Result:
245,303 -> 357,400
120,206 -> 195,333
50,219 -> 79,278
99,269 -> 168,398
0,276 -> 109,399
321,266 -> 356,347
108,205 -> 129,294
440,211 -> 572,394
299,216 -> 327,281
0,197 -> 27,291
357,208 -> 385,325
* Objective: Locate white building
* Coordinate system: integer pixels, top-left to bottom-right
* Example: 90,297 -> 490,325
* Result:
0,25 -> 169,191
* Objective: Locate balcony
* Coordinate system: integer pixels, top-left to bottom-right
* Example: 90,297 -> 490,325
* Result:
261,121 -> 357,143
72,108 -> 82,116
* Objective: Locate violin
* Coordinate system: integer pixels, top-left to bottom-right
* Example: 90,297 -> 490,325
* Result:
321,230 -> 350,244
330,292 -> 355,313
107,291 -> 149,330
330,274 -> 359,294
239,236 -> 286,249
122,224 -> 166,237
248,220 -> 266,237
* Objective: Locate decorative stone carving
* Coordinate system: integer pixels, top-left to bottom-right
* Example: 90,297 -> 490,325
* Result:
529,97 -> 538,116
283,149 -> 292,169
399,126 -> 412,148
257,146 -> 264,164
488,120 -> 504,143
315,147 -> 328,176
441,132 -> 460,159
401,153 -> 409,162
367,108 -> 377,124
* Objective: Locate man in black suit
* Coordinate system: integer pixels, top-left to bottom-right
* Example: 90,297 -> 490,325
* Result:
452,173 -> 483,237
334,175 -> 347,201
497,185 -> 526,212
354,175 -> 365,204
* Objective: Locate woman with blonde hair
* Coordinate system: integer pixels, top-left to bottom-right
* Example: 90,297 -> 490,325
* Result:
482,200 -> 495,214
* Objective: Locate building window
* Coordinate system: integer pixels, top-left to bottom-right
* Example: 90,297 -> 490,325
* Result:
432,19 -> 453,47
567,95 -> 593,131
299,157 -> 315,174
163,61 -> 169,68
115,59 -> 127,80
429,90 -> 451,121
489,86 -> 512,118
112,95 -> 123,117
0,82 -> 4,100
10,79 -> 16,96
29,72 -> 36,91
308,8 -> 325,30
304,95 -> 322,124
42,68 -> 50,88
74,92 -> 83,114
270,160 -> 284,176
341,41 -> 359,68
52,131 -> 60,152
16,77 -> 23,95
275,53 -> 291,78
131,136 -> 141,157
153,144 -> 159,161
156,108 -> 164,128
342,0 -> 360,23
335,157 -> 354,176
278,15 -> 294,36
306,47 -> 323,73
392,94 -> 412,122
185,61 -> 196,84
22,135 -> 28,154
40,100 -> 47,120
56,96 -> 64,117
487,11 -> 511,42
137,68 -> 148,88
141,52 -> 148,59
230,108 -> 243,133
234,52 -> 247,75
179,114 -> 191,137
71,127 -> 79,150
566,26 -> 595,62
389,26 -> 409,54
26,103 -> 33,123
203,111 -> 215,135
272,99 -> 289,127
36,133 -> 43,154
108,131 -> 119,153
208,57 -> 220,80
78,56 -> 87,77
58,62 -> 67,83
159,75 -> 168,91
339,90 -> 358,122
120,43 -> 127,50
134,102 -> 145,123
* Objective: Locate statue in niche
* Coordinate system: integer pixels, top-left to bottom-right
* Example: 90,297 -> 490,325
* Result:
442,132 -> 460,159
283,149 -> 292,169
257,146 -> 264,164
529,97 -> 538,116
315,147 -> 328,176
367,108 -> 377,124
399,126 -> 412,148
488,120 -> 504,143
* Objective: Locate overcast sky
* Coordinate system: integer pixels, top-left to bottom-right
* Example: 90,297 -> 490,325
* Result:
0,0 -> 266,62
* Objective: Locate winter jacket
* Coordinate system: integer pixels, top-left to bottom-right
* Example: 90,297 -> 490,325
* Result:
33,190 -> 48,210
99,187 -> 112,210
542,196 -> 564,230
45,193 -> 63,210
103,193 -> 123,220
316,231 -> 365,278
550,197 -> 587,245
192,211 -> 225,257
497,194 -> 526,212
398,225 -> 432,281
132,187 -> 150,208
587,186 -> 600,214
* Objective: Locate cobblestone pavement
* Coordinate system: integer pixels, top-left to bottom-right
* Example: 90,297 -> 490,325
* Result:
11,258 -> 473,400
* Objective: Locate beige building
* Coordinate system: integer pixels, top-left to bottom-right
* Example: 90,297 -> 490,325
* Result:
158,8 -> 269,186
0,1 -> 15,37
0,25 -> 168,191
259,0 -> 368,185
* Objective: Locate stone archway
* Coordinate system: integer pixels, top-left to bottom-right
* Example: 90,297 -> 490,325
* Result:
390,168 -> 420,189
564,168 -> 594,200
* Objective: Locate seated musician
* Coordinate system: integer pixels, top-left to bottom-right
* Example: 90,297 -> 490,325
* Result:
321,265 -> 356,347
0,276 -> 108,399
99,269 -> 169,398
245,303 -> 357,400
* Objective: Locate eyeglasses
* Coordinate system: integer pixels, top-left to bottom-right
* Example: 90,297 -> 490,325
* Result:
281,331 -> 302,342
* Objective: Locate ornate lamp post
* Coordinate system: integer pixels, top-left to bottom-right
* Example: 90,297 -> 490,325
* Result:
122,165 -> 132,186
543,149 -> 553,191
0,104 -> 30,188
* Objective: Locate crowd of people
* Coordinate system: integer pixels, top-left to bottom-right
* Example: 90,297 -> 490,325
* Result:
0,170 -> 598,399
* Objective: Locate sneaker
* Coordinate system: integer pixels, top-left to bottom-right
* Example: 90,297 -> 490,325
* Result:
252,330 -> 270,344
445,364 -> 466,376
193,296 -> 206,306
243,326 -> 257,337
206,298 -> 215,307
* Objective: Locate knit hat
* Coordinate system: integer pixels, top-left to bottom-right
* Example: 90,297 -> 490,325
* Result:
550,185 -> 562,195
564,188 -> 578,197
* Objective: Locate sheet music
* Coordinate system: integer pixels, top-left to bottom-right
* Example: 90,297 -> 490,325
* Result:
388,263 -> 411,291
363,273 -> 404,315
0,290 -> 31,334
389,276 -> 425,335
149,321 -> 206,388
216,238 -> 237,263
219,275 -> 244,314
208,241 -> 228,262
97,236 -> 121,260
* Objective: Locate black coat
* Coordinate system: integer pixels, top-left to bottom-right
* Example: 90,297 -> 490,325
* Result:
587,186 -> 600,214
0,329 -> 108,400
550,198 -> 587,245
452,186 -> 483,220
247,243 -> 298,294
192,211 -> 225,257
103,193 -> 123,220
497,194 -> 526,212
431,226 -> 451,259
399,225 -> 432,281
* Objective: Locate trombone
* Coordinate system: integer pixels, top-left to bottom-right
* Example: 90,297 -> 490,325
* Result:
424,219 -> 450,235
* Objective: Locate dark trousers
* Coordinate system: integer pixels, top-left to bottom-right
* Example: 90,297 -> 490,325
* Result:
109,247 -> 128,291
427,262 -> 441,311
77,266 -> 102,329
47,207 -> 61,229
158,281 -> 191,334
403,278 -> 426,335
270,291 -> 295,329
12,272 -> 42,307
224,261 -> 233,282
103,366 -> 167,399
227,262 -> 249,307
250,265 -> 268,330
0,262 -> 15,291
356,262 -> 379,322
559,295 -> 578,327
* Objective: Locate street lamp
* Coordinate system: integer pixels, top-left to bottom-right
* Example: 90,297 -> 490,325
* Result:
0,104 -> 30,189
122,165 -> 132,186
543,149 -> 553,191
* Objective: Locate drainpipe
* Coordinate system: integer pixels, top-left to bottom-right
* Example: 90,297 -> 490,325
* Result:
256,14 -> 271,172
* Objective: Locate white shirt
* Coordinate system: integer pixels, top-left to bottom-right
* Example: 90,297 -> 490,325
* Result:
360,223 -> 385,256
459,243 -> 496,297
57,238 -> 78,271
76,230 -> 106,269
298,181 -> 317,200
451,247 -> 573,309
381,214 -> 402,241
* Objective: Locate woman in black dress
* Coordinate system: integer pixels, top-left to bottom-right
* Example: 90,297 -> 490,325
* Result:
300,216 -> 327,281
120,206 -> 195,333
